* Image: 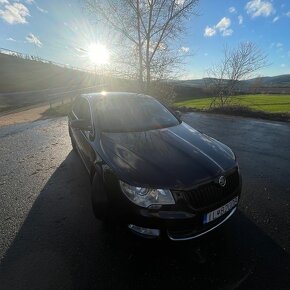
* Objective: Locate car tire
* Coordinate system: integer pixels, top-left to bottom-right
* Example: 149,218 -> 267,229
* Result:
69,127 -> 77,151
91,173 -> 109,222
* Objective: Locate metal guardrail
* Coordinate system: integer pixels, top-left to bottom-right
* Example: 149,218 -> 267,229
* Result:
0,84 -> 109,117
47,84 -> 109,108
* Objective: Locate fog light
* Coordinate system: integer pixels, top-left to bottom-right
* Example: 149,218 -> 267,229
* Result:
128,224 -> 160,238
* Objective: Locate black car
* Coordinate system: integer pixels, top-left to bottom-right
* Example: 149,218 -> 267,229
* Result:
68,92 -> 242,240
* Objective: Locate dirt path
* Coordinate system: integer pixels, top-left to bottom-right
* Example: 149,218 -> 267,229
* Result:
0,104 -> 50,127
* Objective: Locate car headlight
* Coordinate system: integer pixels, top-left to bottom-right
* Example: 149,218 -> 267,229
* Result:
119,181 -> 175,208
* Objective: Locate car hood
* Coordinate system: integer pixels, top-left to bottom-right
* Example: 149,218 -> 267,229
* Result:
99,122 -> 237,189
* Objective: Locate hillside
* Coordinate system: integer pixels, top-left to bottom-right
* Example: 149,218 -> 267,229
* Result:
243,74 -> 290,87
0,52 -> 96,93
176,75 -> 290,89
0,52 -> 110,113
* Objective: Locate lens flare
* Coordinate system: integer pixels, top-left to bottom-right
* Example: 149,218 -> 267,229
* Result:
87,43 -> 110,65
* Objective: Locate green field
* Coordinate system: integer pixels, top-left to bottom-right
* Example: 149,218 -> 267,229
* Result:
176,94 -> 290,113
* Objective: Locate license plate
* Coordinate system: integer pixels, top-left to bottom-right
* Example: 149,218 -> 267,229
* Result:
203,196 -> 238,224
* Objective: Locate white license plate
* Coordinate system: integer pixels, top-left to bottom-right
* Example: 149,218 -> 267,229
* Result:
203,196 -> 238,224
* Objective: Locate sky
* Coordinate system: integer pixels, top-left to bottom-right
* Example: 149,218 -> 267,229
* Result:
0,0 -> 289,79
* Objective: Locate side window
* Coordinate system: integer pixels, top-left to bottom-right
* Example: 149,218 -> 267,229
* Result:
72,98 -> 80,116
73,98 -> 91,123
78,99 -> 91,122
72,98 -> 81,117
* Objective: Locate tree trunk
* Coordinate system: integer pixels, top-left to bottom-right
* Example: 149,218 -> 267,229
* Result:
146,65 -> 151,92
145,2 -> 153,93
136,0 -> 143,91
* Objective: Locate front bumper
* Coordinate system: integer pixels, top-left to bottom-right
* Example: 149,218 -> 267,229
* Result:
109,190 -> 241,240
166,207 -> 237,241
103,167 -> 242,241
126,204 -> 238,240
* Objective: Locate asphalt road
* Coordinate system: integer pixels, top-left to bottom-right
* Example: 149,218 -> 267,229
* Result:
0,113 -> 290,290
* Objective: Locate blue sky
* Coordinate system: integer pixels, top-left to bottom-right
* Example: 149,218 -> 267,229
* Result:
0,0 -> 289,79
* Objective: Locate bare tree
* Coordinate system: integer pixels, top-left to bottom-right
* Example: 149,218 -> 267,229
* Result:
207,42 -> 268,108
83,0 -> 199,91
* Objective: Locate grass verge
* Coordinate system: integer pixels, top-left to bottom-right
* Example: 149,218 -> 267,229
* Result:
175,94 -> 290,122
174,104 -> 290,122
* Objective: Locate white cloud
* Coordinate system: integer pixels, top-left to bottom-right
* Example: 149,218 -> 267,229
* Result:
204,53 -> 208,57
215,17 -> 233,36
216,17 -> 231,31
286,12 -> 290,17
238,15 -> 244,24
204,17 -> 233,38
0,0 -> 9,5
272,16 -> 279,22
245,0 -> 274,18
7,37 -> 16,41
26,33 -> 42,47
281,63 -> 286,67
0,2 -> 30,24
180,46 -> 190,53
204,26 -> 216,37
228,7 -> 236,14
25,0 -> 35,4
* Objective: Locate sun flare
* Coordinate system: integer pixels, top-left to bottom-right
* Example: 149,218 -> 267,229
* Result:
87,43 -> 110,65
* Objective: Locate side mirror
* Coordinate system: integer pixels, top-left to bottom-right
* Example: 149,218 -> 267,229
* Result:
70,119 -> 92,131
175,110 -> 182,118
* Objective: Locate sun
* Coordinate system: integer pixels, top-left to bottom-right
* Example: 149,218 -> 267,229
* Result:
87,43 -> 110,65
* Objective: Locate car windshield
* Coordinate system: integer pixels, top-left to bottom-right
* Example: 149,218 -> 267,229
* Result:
94,95 -> 180,132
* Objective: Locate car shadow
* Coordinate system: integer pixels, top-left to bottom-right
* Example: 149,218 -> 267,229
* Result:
0,151 -> 290,290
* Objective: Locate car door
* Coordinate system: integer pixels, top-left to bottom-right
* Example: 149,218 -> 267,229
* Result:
71,97 -> 96,172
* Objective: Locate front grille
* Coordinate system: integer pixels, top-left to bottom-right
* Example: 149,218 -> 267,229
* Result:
182,170 -> 239,210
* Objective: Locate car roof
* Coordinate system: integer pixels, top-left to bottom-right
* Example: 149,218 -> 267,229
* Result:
80,92 -> 153,101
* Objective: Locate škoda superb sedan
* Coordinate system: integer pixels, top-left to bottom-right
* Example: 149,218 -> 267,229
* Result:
68,92 -> 242,240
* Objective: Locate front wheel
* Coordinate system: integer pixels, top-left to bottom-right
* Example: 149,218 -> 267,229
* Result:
69,127 -> 77,151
